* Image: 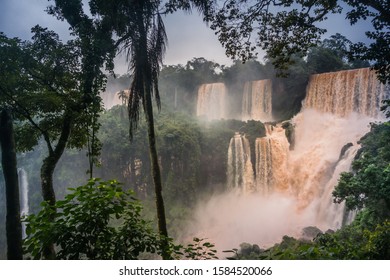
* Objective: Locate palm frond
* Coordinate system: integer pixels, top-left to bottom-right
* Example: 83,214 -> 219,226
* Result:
149,12 -> 168,110
119,1 -> 169,139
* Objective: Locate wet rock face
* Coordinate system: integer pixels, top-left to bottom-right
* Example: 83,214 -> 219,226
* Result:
339,142 -> 353,161
300,226 -> 323,241
282,121 -> 295,150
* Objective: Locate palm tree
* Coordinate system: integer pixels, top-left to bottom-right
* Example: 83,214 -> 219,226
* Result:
51,0 -> 215,259
104,0 -> 214,259
121,1 -> 170,258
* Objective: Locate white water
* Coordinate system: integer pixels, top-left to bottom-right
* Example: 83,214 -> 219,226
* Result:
227,133 -> 255,193
288,110 -> 375,222
242,80 -> 273,122
316,144 -> 360,229
196,83 -> 226,120
18,168 -> 29,238
187,68 -> 389,253
255,124 -> 290,195
304,68 -> 388,118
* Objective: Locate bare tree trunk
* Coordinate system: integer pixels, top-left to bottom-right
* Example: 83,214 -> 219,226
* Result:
0,109 -> 23,260
143,91 -> 170,259
133,3 -> 170,259
40,114 -> 73,259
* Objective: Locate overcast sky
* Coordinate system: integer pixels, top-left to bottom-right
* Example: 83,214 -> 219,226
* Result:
0,0 -> 373,75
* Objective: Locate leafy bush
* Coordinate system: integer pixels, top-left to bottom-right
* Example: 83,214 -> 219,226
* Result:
227,219 -> 390,260
23,179 -> 161,259
180,237 -> 218,260
23,178 -> 219,260
334,122 -> 390,224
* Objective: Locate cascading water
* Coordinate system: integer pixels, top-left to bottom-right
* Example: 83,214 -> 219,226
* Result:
255,124 -> 290,195
188,68 -> 390,252
304,68 -> 388,117
227,133 -> 255,193
242,80 -> 273,122
18,168 -> 29,238
196,83 -> 226,120
315,144 -> 360,229
289,67 -> 389,228
255,137 -> 272,194
253,68 -> 389,223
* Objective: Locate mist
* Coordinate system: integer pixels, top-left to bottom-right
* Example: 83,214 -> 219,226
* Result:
181,109 -> 378,254
176,67 -> 388,254
183,190 -> 313,253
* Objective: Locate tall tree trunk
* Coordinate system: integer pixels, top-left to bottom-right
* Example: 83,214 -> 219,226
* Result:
144,88 -> 170,260
40,157 -> 57,208
133,2 -> 170,259
40,114 -> 73,259
0,109 -> 23,260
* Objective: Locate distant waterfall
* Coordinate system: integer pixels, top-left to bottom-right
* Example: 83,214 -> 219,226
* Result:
18,168 -> 29,238
227,133 -> 255,193
304,68 -> 389,117
242,80 -> 273,121
196,83 -> 226,120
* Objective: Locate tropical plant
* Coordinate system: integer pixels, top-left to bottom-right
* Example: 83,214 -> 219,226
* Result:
175,237 -> 218,260
23,179 -> 161,260
23,178 -> 219,260
226,219 -> 390,260
49,0 -> 215,259
333,122 -> 390,224
0,27 -> 108,258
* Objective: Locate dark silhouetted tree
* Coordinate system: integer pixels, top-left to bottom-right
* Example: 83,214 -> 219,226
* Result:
0,109 -> 23,260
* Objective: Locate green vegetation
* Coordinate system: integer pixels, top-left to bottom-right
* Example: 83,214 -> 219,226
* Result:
209,1 -> 389,82
24,179 -> 161,259
228,219 -> 390,260
23,178 -> 218,260
334,122 -> 390,225
1,43 -> 385,259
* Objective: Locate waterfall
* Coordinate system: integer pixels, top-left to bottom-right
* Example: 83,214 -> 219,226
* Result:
236,68 -> 387,229
250,68 -> 389,229
196,83 -> 226,120
304,68 -> 389,118
18,168 -> 29,238
315,144 -> 360,229
196,80 -> 272,121
255,124 -> 290,194
189,68 -> 389,252
242,80 -> 273,121
227,133 -> 255,193
255,137 -> 272,194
